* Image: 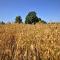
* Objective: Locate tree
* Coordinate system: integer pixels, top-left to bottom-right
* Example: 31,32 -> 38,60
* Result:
0,21 -> 5,24
15,16 -> 22,23
25,11 -> 39,24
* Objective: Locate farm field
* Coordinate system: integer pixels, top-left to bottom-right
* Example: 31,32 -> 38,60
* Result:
0,23 -> 60,60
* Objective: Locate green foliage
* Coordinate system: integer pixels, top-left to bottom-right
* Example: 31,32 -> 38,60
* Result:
15,16 -> 22,23
25,11 -> 39,24
38,18 -> 41,21
25,11 -> 47,24
38,18 -> 47,24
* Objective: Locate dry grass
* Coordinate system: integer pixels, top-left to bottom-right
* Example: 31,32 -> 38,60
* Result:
0,23 -> 60,60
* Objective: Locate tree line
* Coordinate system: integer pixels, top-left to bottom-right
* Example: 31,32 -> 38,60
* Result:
0,11 -> 47,24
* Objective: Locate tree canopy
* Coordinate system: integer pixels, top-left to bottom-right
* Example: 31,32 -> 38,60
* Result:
25,11 -> 40,24
15,16 -> 22,23
25,11 -> 47,24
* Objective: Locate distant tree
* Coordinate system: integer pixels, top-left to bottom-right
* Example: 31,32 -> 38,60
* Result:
15,16 -> 22,23
0,21 -> 5,24
25,11 -> 39,24
25,11 -> 47,24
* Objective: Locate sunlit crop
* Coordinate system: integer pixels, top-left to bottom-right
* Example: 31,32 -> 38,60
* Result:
0,23 -> 60,60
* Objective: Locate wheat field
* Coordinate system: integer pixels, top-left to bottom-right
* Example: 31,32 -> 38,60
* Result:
0,23 -> 60,60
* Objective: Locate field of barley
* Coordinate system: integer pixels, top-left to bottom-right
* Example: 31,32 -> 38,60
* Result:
0,23 -> 60,60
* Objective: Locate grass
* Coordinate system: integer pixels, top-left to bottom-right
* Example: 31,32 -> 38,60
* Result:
0,23 -> 60,60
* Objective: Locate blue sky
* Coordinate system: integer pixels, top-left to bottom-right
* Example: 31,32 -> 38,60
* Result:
0,0 -> 60,23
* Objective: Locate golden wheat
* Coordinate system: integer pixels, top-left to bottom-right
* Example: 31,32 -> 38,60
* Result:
0,23 -> 60,60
